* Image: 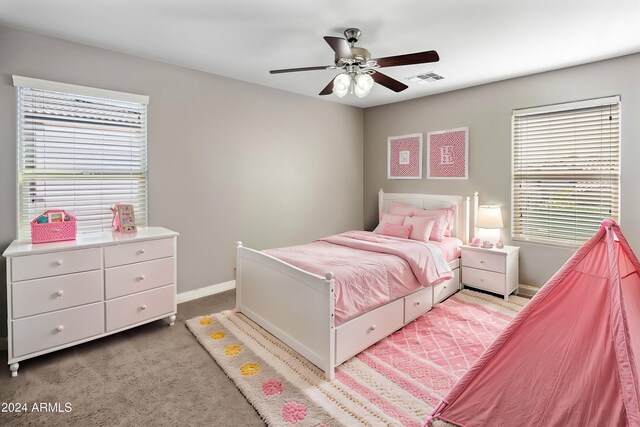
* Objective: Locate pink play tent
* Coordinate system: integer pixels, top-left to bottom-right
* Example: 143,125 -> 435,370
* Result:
428,219 -> 640,426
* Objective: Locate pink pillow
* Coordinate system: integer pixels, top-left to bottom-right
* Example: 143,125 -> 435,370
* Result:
389,202 -> 416,216
403,216 -> 436,242
442,207 -> 456,237
373,213 -> 406,234
412,209 -> 448,241
381,223 -> 413,239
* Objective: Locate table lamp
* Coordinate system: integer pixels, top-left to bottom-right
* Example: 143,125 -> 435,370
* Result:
476,205 -> 504,248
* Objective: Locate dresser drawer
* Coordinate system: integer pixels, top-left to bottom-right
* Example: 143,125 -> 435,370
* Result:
12,303 -> 104,358
404,287 -> 433,323
462,250 -> 505,273
434,268 -> 460,304
105,285 -> 175,332
105,257 -> 174,299
12,270 -> 103,319
11,248 -> 102,282
104,238 -> 174,268
463,267 -> 505,294
335,298 -> 403,364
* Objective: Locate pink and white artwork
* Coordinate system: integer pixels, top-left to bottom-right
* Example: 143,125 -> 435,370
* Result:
427,127 -> 469,179
387,133 -> 422,179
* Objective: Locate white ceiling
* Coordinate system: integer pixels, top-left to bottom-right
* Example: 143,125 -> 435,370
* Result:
1,0 -> 639,108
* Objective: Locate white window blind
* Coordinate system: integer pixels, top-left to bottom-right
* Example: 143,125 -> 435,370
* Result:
512,96 -> 620,246
14,76 -> 149,238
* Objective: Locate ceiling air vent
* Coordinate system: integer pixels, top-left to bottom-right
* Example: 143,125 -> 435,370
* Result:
406,72 -> 444,85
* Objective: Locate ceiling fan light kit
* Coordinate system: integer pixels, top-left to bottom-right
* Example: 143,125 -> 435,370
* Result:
332,73 -> 351,97
270,28 -> 439,99
354,73 -> 374,98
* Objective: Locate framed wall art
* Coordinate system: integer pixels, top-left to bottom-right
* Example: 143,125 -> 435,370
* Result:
427,127 -> 469,179
387,133 -> 423,179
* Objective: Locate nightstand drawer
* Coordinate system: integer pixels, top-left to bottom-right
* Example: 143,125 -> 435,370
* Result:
105,285 -> 175,332
12,270 -> 103,319
12,303 -> 104,357
462,250 -> 505,273
104,238 -> 174,268
463,267 -> 505,294
404,287 -> 433,323
105,257 -> 174,299
11,248 -> 102,282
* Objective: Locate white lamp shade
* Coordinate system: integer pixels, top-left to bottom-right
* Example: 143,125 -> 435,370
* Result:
476,205 -> 504,229
354,73 -> 374,98
332,74 -> 351,97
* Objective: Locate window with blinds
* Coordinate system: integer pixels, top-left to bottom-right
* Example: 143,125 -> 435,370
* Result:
512,96 -> 620,246
14,76 -> 149,238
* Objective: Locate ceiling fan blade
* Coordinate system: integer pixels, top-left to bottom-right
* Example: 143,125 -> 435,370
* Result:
270,65 -> 333,74
372,72 -> 408,92
373,50 -> 439,68
319,79 -> 334,95
324,36 -> 353,59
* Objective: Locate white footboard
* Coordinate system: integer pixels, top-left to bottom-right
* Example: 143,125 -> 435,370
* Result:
235,242 -> 336,380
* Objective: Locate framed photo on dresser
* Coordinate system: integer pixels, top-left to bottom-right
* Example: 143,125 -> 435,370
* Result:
111,203 -> 137,233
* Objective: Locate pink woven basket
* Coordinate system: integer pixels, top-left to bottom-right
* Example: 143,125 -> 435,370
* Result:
31,210 -> 77,244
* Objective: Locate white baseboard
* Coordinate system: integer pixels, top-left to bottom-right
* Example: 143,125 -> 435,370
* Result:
518,284 -> 540,298
0,337 -> 6,352
177,280 -> 236,304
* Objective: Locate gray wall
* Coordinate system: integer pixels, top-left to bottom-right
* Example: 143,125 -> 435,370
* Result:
0,26 -> 364,336
364,53 -> 640,286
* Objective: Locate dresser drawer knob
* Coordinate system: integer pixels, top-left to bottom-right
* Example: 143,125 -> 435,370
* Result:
415,301 -> 421,306
140,304 -> 147,311
137,249 -> 145,255
137,274 -> 146,281
56,290 -> 64,297
56,325 -> 64,333
480,260 -> 484,264
480,278 -> 484,282
370,324 -> 377,331
56,260 -> 64,266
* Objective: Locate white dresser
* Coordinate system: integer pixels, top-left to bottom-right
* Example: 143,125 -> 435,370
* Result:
3,227 -> 178,377
461,245 -> 519,301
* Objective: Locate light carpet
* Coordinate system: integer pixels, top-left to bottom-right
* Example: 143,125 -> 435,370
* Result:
186,290 -> 527,426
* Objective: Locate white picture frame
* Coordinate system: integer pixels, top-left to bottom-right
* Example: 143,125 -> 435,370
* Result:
387,133 -> 423,180
427,127 -> 469,179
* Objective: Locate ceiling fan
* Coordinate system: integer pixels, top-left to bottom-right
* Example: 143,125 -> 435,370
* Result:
270,28 -> 439,98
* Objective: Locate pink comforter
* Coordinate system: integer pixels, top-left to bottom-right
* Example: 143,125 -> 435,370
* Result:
265,231 -> 453,324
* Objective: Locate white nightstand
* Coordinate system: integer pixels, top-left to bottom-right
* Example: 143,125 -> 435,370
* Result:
460,245 -> 519,301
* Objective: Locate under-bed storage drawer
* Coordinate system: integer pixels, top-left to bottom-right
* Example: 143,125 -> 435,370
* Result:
335,298 -> 403,364
433,268 -> 460,304
404,287 -> 433,323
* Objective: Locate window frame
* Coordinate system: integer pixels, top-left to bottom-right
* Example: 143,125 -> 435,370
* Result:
511,96 -> 621,247
13,76 -> 150,238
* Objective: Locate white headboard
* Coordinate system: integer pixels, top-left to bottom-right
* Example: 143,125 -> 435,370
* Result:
378,189 -> 477,244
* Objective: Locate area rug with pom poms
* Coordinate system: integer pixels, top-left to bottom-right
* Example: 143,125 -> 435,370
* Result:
186,289 -> 527,426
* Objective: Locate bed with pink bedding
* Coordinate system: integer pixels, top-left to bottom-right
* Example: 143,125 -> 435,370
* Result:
266,230 -> 455,325
235,190 -> 474,380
